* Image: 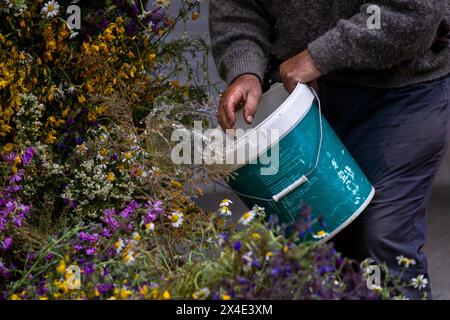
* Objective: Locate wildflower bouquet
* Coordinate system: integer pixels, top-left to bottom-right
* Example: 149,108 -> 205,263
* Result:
1,0 -> 219,291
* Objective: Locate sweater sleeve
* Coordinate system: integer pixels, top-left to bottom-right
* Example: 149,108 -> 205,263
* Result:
209,0 -> 272,84
308,1 -> 448,74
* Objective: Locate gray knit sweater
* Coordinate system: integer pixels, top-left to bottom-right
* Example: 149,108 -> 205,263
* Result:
209,0 -> 450,88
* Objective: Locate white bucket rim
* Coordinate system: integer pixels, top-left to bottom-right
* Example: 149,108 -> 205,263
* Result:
226,83 -> 315,169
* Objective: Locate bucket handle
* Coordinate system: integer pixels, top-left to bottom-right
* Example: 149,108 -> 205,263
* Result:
272,86 -> 323,202
223,86 -> 324,204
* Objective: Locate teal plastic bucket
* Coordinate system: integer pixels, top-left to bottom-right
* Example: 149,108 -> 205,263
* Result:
228,83 -> 375,242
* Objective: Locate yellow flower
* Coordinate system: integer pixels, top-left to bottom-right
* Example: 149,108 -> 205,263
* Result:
170,179 -> 182,188
140,285 -> 149,297
119,288 -> 132,300
132,232 -> 141,242
14,155 -> 22,165
86,83 -> 94,93
192,11 -> 200,21
56,260 -> 66,274
62,107 -> 70,117
46,39 -> 57,51
45,130 -> 57,144
0,79 -> 7,89
222,294 -> 231,300
251,233 -> 261,240
104,28 -> 115,41
313,230 -> 329,240
77,95 -> 86,104
148,53 -> 156,63
162,290 -> 171,300
10,294 -> 20,300
1,143 -> 15,153
107,172 -> 116,182
150,287 -> 159,299
123,152 -> 133,161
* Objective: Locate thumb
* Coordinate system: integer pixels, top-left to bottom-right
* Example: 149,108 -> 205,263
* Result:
243,91 -> 260,124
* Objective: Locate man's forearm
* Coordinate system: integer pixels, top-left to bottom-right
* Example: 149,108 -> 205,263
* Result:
209,0 -> 272,84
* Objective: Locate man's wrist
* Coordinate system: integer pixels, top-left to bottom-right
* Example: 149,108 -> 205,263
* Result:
232,73 -> 262,85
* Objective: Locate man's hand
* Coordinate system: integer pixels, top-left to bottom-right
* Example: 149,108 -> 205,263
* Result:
279,49 -> 322,93
217,74 -> 262,130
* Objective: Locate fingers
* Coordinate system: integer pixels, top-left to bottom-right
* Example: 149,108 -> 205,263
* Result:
279,66 -> 298,93
282,80 -> 297,94
217,74 -> 262,131
218,89 -> 242,130
243,91 -> 260,124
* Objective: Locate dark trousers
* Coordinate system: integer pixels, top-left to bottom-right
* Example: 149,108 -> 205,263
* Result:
318,75 -> 450,299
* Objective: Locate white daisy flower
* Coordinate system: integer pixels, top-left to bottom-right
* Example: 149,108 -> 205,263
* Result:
41,0 -> 60,19
168,211 -> 184,228
242,251 -> 253,268
69,30 -> 79,39
238,210 -> 256,226
144,222 -> 155,233
251,205 -> 265,216
411,274 -> 428,290
219,206 -> 232,216
392,295 -> 410,300
114,239 -> 125,254
219,199 -> 233,207
370,285 -> 382,292
313,230 -> 329,240
156,0 -> 171,9
192,288 -> 210,300
123,250 -> 136,265
396,255 -> 416,268
66,86 -> 75,95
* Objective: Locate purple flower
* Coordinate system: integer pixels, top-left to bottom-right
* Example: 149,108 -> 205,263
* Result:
233,241 -> 242,252
2,152 -> 16,164
119,200 -> 139,218
72,243 -> 83,252
66,118 -> 75,127
37,281 -> 49,296
103,208 -> 119,231
143,201 -> 164,223
317,265 -> 335,275
45,253 -> 55,261
82,263 -> 96,275
20,147 -> 35,166
9,173 -> 22,183
86,247 -> 97,256
271,267 -> 281,276
78,232 -> 100,243
95,283 -> 114,295
0,262 -> 12,279
101,227 -> 112,238
1,237 -> 13,251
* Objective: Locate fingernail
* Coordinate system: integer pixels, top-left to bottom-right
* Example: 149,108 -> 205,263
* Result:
247,116 -> 253,123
